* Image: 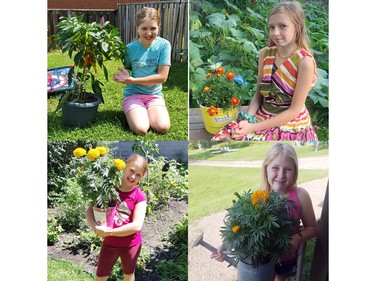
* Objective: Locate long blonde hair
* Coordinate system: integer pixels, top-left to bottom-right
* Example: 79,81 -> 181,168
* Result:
260,142 -> 299,193
268,1 -> 312,55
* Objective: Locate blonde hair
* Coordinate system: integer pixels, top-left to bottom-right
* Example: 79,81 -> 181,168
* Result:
260,142 -> 299,193
136,7 -> 161,28
126,154 -> 148,176
268,1 -> 312,55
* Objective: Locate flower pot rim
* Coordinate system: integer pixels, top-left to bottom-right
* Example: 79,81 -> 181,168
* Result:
64,93 -> 102,108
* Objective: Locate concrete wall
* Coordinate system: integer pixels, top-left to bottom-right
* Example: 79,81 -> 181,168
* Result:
109,141 -> 188,164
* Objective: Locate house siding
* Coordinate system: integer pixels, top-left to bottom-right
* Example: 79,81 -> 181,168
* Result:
48,0 -> 157,10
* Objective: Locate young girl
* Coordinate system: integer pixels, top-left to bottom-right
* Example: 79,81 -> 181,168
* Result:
113,7 -> 171,135
212,1 -> 318,142
211,142 -> 317,280
86,154 -> 148,281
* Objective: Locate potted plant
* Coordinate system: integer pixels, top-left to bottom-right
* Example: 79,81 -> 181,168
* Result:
191,63 -> 251,134
71,146 -> 126,227
220,189 -> 300,281
48,15 -> 125,127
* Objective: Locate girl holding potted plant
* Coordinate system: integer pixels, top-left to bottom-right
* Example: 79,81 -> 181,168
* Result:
212,1 -> 319,142
113,7 -> 171,135
211,142 -> 317,281
86,154 -> 148,281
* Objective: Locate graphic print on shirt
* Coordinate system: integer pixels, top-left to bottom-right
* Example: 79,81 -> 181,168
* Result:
115,201 -> 131,226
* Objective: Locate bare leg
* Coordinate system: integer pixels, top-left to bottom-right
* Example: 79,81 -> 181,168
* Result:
125,107 -> 150,135
147,106 -> 170,133
274,274 -> 287,281
123,273 -> 135,281
95,276 -> 109,281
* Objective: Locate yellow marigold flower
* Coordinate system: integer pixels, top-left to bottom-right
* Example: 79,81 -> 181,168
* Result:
232,225 -> 240,233
230,97 -> 240,106
205,73 -> 212,78
73,148 -> 86,158
96,146 -> 107,156
207,106 -> 219,116
251,190 -> 269,205
114,159 -> 126,170
203,86 -> 212,93
87,148 -> 100,161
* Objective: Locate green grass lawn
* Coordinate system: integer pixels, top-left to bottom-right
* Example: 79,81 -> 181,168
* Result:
188,165 -> 328,221
188,141 -> 328,161
48,258 -> 93,281
48,51 -> 188,141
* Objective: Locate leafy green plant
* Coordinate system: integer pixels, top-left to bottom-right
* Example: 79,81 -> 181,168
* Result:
48,15 -> 125,111
48,216 -> 64,245
192,63 -> 251,113
71,146 -> 125,208
157,217 -> 188,281
55,178 -> 87,231
221,189 -> 300,267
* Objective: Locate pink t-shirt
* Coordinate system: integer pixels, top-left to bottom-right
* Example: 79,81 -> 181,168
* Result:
103,187 -> 147,247
281,186 -> 301,262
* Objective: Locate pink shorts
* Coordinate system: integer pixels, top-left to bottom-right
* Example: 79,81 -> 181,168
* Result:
123,94 -> 166,114
96,243 -> 142,276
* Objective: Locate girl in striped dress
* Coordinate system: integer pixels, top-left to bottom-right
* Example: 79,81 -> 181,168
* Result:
212,1 -> 318,142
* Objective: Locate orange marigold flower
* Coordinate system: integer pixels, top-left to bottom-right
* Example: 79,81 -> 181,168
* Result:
226,72 -> 235,80
217,67 -> 225,75
203,86 -> 212,93
205,73 -> 212,78
232,225 -> 240,233
207,106 -> 219,116
230,97 -> 240,106
251,190 -> 269,205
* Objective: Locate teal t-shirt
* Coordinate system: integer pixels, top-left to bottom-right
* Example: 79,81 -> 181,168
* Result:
124,37 -> 171,97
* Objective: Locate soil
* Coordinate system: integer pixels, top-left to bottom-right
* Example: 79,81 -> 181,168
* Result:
48,199 -> 188,280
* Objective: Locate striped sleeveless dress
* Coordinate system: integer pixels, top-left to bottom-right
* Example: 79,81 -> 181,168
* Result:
248,46 -> 318,141
211,46 -> 318,142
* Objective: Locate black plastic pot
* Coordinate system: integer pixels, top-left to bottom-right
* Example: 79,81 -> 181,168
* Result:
62,93 -> 101,127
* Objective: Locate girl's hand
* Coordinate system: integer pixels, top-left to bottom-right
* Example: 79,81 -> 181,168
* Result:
113,68 -> 131,83
289,234 -> 302,253
210,244 -> 227,262
232,121 -> 254,140
95,225 -> 113,238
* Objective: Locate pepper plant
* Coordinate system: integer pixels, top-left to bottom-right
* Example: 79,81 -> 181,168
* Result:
48,15 -> 125,111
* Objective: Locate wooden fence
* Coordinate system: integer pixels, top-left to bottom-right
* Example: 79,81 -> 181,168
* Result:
47,0 -> 188,62
118,1 -> 188,62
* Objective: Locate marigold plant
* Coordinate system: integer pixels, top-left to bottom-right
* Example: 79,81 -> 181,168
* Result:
221,189 -> 300,268
71,147 -> 125,208
192,64 -> 251,114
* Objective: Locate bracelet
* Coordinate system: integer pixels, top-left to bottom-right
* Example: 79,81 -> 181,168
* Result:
238,111 -> 258,124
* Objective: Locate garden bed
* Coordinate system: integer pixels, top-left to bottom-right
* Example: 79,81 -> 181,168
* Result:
48,199 -> 187,280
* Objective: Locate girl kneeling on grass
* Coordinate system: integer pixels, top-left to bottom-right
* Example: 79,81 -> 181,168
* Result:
113,7 -> 171,135
211,143 -> 317,281
86,154 -> 148,281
